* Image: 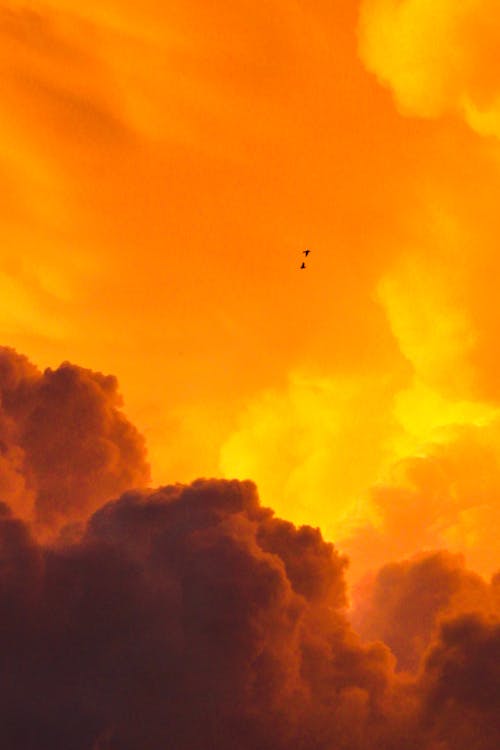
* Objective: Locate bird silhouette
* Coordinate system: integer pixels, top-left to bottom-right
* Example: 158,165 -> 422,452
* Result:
300,262 -> 306,269
303,249 -> 310,256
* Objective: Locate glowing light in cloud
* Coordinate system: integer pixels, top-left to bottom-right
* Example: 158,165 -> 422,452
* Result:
359,0 -> 500,138
377,254 -> 475,396
0,0 -> 499,604
220,370 -> 401,541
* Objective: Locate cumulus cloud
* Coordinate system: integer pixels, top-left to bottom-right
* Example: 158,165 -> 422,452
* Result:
351,551 -> 498,672
0,346 -> 498,748
419,614 -> 500,750
0,478 -> 399,750
358,0 -> 500,138
0,347 -> 150,533
341,420 -> 500,581
0,475 -> 497,749
220,370 -> 401,542
220,350 -> 500,587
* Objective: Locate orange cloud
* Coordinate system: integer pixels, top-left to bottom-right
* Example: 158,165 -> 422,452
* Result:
0,0 -> 423,492
220,369 -> 403,541
0,468 -> 497,749
352,550 -> 499,672
0,347 -> 150,535
342,418 -> 500,582
0,0 -> 497,740
0,0 -> 499,654
0,342 -> 497,748
359,0 -> 500,138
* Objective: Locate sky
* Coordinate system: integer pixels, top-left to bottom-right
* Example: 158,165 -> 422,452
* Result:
3,0 -> 500,575
0,2 -> 499,746
2,0 -> 500,557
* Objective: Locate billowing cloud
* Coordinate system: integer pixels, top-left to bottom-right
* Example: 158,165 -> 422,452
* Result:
0,475 -> 497,749
0,478 -> 398,750
0,345 -> 498,748
0,346 -> 150,533
220,370 -> 403,543
359,0 -> 500,138
220,342 -> 500,585
0,0 -> 499,738
0,0 -> 427,490
341,419 -> 500,581
376,250 -> 476,399
419,614 -> 500,750
351,551 -> 498,672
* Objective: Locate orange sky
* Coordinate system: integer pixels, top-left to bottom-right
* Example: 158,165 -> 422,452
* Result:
1,0 -> 500,581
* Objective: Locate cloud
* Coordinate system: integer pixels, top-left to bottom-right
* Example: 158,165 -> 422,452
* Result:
0,346 -> 150,533
358,0 -> 500,138
376,251 -> 477,399
0,478 -> 399,750
341,419 -> 500,581
351,551 -> 498,672
220,370 -> 403,543
0,345 -> 498,748
0,474 -> 497,749
220,345 -> 500,587
419,614 -> 500,750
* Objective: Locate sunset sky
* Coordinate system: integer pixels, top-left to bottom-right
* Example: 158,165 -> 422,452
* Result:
1,1 -> 500,747
3,0 -> 500,575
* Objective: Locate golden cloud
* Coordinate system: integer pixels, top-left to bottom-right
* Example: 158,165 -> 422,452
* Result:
359,0 -> 500,138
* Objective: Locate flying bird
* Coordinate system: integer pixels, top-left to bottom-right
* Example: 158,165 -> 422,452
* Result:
300,262 -> 306,269
303,249 -> 310,256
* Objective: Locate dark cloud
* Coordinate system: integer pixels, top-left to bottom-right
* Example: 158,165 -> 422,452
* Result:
352,551 -> 496,672
0,472 -> 498,749
0,347 -> 498,748
418,614 -> 500,750
0,347 -> 150,532
0,477 -> 397,750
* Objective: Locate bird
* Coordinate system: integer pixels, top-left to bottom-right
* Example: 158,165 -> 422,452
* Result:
300,262 -> 306,269
303,249 -> 310,256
